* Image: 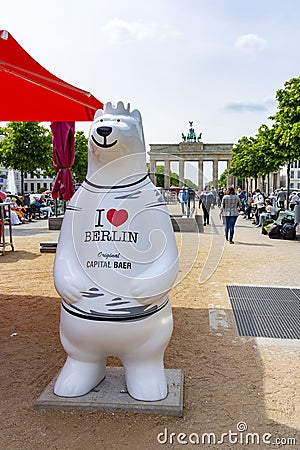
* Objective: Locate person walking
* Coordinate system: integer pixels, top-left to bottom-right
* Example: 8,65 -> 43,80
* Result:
289,191 -> 300,211
219,186 -> 241,243
199,185 -> 214,226
178,186 -> 188,215
277,188 -> 286,209
210,186 -> 218,209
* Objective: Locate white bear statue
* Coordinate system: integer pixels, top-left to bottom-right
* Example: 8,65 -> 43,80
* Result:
53,101 -> 178,401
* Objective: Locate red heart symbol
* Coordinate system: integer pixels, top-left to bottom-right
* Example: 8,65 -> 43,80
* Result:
106,209 -> 128,227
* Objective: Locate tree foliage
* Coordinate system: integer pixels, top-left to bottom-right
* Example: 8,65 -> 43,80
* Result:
229,136 -> 257,178
219,169 -> 228,187
153,165 -> 179,187
184,178 -> 198,190
0,122 -> 52,176
72,131 -> 88,183
272,78 -> 300,196
146,164 -> 197,188
228,75 -> 300,195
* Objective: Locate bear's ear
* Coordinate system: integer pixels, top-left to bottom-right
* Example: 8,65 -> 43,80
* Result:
131,109 -> 142,123
94,109 -> 104,119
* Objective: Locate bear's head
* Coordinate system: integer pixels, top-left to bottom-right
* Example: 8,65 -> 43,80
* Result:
86,101 -> 147,185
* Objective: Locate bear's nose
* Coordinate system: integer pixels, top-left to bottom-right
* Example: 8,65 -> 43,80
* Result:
96,126 -> 112,137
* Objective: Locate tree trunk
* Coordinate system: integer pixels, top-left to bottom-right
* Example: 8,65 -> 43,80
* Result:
21,171 -> 24,196
287,160 -> 291,209
246,179 -> 249,200
262,174 -> 265,194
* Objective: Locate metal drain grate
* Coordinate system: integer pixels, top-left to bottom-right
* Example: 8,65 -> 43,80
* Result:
227,286 -> 300,339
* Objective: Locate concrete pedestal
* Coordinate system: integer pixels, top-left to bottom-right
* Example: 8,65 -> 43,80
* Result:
48,216 -> 63,230
34,367 -> 184,417
171,215 -> 203,233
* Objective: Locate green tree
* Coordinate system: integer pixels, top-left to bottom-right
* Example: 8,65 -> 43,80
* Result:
72,131 -> 88,184
219,169 -> 228,187
229,136 -> 258,179
147,164 -> 179,187
229,128 -> 281,192
0,122 -> 52,194
228,76 -> 300,200
253,124 -> 281,192
271,77 -> 300,202
184,178 -> 197,189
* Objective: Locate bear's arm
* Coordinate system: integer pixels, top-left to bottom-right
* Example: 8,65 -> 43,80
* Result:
53,212 -> 94,303
130,258 -> 178,305
129,229 -> 179,305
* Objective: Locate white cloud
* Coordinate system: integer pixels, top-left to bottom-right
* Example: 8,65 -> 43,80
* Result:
262,96 -> 277,108
224,98 -> 274,113
235,33 -> 266,53
101,18 -> 180,43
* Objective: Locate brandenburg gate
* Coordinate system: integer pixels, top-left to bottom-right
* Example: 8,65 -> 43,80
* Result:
149,122 -> 234,189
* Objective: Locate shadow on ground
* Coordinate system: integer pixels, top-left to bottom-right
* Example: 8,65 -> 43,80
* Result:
0,250 -> 42,263
0,294 -> 298,449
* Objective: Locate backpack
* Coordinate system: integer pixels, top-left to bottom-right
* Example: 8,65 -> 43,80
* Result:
281,223 -> 296,240
268,223 -> 282,239
281,215 -> 295,226
261,218 -> 274,235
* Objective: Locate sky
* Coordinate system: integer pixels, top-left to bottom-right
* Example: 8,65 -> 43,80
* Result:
2,0 -> 300,183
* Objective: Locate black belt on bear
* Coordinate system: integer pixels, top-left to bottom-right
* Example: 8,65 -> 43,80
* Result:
61,297 -> 169,322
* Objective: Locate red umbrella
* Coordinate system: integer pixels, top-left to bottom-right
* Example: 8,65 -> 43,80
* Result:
0,30 -> 104,200
51,122 -> 75,201
0,30 -> 103,121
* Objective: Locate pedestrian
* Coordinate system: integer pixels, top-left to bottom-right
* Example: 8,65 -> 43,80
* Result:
237,188 -> 246,212
253,189 -> 265,225
289,191 -> 300,211
255,199 -> 276,227
217,187 -> 224,207
36,195 -> 54,218
277,188 -> 286,209
178,186 -> 188,215
199,185 -> 214,226
219,186 -> 241,243
268,191 -> 277,207
210,186 -> 218,209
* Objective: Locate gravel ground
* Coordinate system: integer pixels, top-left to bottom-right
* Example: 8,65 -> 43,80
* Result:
0,209 -> 299,450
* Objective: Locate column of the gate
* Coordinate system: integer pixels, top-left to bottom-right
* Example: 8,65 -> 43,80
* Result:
164,159 -> 170,189
198,160 -> 203,190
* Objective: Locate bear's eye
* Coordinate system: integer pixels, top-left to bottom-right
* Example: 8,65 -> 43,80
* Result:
99,119 -> 103,122
116,119 -> 120,122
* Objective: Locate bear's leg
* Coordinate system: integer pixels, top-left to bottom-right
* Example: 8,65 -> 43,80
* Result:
54,356 -> 106,397
121,354 -> 168,401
